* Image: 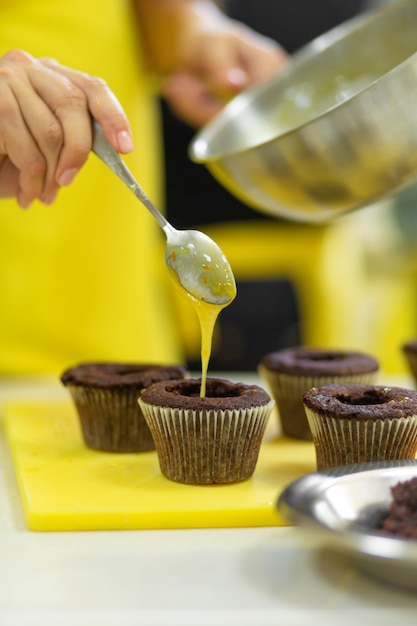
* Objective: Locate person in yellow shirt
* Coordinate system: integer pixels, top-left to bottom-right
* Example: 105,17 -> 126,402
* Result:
0,0 -> 287,375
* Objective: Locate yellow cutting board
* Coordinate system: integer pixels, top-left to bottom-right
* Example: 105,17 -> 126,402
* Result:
3,399 -> 316,531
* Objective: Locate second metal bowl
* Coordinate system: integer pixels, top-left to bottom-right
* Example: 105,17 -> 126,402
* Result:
278,460 -> 417,590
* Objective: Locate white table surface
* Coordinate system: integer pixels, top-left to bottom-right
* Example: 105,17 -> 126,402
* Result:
1,374 -> 417,626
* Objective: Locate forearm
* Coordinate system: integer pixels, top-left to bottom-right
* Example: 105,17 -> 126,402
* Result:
132,0 -> 227,72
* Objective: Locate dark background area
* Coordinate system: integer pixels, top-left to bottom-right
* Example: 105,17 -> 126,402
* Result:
161,0 -> 368,371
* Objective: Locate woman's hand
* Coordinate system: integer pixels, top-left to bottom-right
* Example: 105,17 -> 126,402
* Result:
0,50 -> 134,208
151,2 -> 290,128
164,17 -> 289,127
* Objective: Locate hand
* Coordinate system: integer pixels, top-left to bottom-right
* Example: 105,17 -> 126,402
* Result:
0,50 -> 134,208
161,5 -> 289,128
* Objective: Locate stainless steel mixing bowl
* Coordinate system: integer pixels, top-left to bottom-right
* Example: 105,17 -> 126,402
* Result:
189,0 -> 417,222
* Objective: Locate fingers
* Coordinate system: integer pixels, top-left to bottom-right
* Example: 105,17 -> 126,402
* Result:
163,71 -> 224,128
229,24 -> 289,84
0,50 -> 133,209
39,58 -> 134,154
191,24 -> 289,94
26,61 -> 93,197
0,156 -> 20,201
165,14 -> 290,129
0,53 -> 56,207
163,24 -> 289,129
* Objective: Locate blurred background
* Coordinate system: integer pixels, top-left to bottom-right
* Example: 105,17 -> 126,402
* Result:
161,0 -> 416,375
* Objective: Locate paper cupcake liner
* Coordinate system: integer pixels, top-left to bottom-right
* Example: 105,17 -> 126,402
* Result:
138,399 -> 274,484
68,386 -> 155,453
259,366 -> 378,441
304,406 -> 417,470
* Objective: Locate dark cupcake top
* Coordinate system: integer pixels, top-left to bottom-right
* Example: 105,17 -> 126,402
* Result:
303,384 -> 417,420
61,362 -> 187,389
260,346 -> 379,376
139,378 -> 271,411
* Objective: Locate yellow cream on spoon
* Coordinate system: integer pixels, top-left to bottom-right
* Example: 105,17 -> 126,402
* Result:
166,230 -> 236,397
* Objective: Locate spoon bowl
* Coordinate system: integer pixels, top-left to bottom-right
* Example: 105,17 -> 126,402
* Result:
91,122 -> 236,306
165,228 -> 236,306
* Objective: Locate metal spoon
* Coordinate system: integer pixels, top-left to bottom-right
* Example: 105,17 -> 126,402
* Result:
91,121 -> 236,306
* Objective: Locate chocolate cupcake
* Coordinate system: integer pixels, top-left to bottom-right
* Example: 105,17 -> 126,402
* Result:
402,340 -> 417,387
303,384 -> 417,470
61,362 -> 187,452
258,347 -> 379,440
138,377 -> 274,484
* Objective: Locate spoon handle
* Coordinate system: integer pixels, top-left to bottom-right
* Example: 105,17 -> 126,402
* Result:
91,121 -> 173,234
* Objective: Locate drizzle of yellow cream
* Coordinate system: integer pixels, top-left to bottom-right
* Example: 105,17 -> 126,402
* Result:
166,241 -> 236,397
193,300 -> 227,397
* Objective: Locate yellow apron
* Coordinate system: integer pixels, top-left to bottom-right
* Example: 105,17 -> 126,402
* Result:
0,0 -> 184,374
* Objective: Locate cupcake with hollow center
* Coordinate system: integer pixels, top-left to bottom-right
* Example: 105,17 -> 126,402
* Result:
259,346 -> 379,440
138,377 -> 274,484
303,383 -> 417,470
61,362 -> 187,452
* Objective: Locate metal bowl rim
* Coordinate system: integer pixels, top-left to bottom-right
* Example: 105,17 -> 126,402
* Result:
190,0 -> 417,163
